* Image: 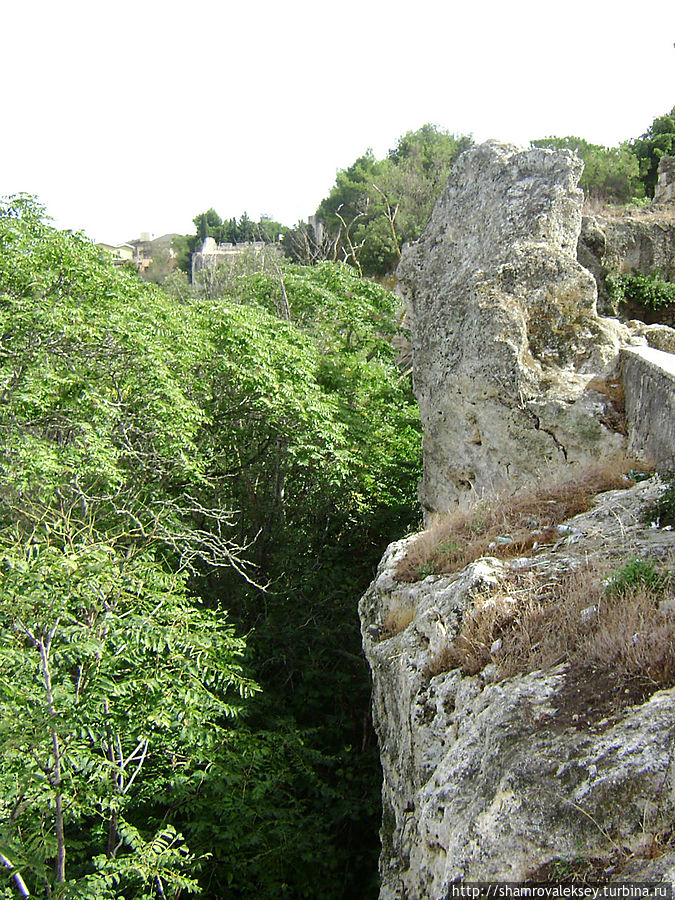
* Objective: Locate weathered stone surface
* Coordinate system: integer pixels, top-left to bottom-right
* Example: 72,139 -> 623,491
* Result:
622,346 -> 675,468
359,479 -> 675,899
398,142 -> 632,513
627,320 -> 675,354
579,211 -> 675,319
654,156 -> 675,206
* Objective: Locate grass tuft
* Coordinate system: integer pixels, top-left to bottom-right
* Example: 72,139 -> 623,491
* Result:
396,459 -> 645,583
428,556 -> 675,689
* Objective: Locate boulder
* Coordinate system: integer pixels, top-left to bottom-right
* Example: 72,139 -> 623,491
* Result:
397,142 -> 630,513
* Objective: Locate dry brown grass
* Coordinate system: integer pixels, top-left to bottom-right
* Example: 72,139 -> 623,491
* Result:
581,197 -> 675,222
396,459 -> 646,583
381,604 -> 416,639
428,556 -> 675,689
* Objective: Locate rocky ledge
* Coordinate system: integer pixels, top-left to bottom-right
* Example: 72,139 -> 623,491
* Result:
360,477 -> 675,899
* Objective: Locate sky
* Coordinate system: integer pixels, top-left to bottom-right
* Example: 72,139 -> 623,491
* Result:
2,0 -> 674,245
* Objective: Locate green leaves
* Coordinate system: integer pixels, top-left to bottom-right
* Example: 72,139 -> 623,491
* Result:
606,271 -> 675,311
0,536 -> 257,896
531,136 -> 644,204
0,196 -> 421,897
631,106 -> 675,197
314,126 -> 473,276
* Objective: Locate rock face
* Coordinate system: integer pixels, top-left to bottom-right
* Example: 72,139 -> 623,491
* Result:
398,142 -> 631,514
579,158 -> 675,322
359,479 -> 675,899
654,156 -> 675,206
579,212 -> 675,320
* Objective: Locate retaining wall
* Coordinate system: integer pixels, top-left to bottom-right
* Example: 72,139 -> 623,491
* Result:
621,346 -> 675,469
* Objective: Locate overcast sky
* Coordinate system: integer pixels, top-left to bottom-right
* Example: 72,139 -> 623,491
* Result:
2,0 -> 674,244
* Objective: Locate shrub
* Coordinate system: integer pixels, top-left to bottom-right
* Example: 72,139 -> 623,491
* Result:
607,272 -> 675,312
604,557 -> 672,596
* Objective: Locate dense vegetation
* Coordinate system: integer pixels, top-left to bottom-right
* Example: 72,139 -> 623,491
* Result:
529,136 -> 644,204
530,107 -> 675,207
285,126 -> 473,277
0,197 -> 421,898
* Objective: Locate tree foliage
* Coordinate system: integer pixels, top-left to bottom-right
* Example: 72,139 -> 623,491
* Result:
631,105 -> 675,197
311,125 -> 472,276
530,136 -> 643,203
0,195 -> 422,897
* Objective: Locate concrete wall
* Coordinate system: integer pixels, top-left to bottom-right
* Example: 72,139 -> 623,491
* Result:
621,346 -> 675,469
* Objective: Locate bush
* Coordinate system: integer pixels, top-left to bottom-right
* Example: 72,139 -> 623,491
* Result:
607,272 -> 675,312
604,556 -> 671,596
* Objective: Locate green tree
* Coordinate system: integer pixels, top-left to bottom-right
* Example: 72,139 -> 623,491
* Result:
171,233 -> 198,274
313,126 -> 472,276
0,536 -> 255,898
531,136 -> 643,203
631,105 -> 675,197
0,196 -> 422,898
0,196 -> 262,897
193,207 -> 224,243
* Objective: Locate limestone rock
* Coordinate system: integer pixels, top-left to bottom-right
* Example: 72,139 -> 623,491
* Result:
579,211 -> 675,320
360,479 -> 675,899
627,320 -> 675,355
654,156 -> 675,207
398,142 -> 629,513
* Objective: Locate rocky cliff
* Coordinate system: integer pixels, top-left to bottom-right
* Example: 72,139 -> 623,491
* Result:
578,155 -> 675,325
579,211 -> 675,324
397,142 -> 633,514
360,477 -> 675,897
362,143 -> 675,897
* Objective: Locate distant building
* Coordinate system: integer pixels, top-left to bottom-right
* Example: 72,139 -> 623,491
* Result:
96,241 -> 134,264
191,237 -> 271,281
96,233 -> 178,273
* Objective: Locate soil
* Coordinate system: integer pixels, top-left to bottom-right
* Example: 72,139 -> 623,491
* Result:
545,665 -> 658,734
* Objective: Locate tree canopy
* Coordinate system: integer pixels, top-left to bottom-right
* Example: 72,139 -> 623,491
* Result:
0,195 -> 421,898
530,135 -> 644,203
306,125 -> 472,276
631,105 -> 675,196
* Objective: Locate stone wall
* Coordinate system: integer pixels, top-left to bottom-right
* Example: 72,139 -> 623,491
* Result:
621,345 -> 675,469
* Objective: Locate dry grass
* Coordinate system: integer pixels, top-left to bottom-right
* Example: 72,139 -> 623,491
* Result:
581,197 -> 675,221
428,556 -> 675,689
396,459 -> 646,583
381,604 -> 416,639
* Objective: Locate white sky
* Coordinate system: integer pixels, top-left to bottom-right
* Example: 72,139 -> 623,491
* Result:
2,0 -> 674,245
